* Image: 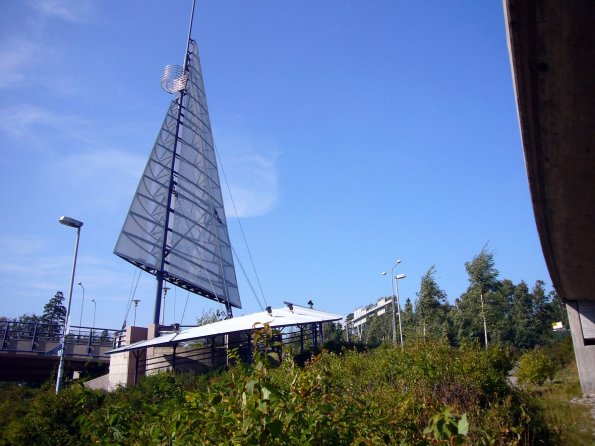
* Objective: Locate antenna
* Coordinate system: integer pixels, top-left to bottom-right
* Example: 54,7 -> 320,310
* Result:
154,0 -> 196,323
183,0 -> 197,70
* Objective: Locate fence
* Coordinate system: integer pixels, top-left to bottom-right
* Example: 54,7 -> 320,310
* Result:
0,321 -> 118,357
122,322 -> 326,383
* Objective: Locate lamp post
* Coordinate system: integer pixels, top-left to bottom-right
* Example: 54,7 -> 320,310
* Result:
161,286 -> 170,325
77,281 -> 85,335
382,260 -> 401,345
132,299 -> 140,326
394,273 -> 406,349
56,215 -> 83,393
90,298 -> 96,338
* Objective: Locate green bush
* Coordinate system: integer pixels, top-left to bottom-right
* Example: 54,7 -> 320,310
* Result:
517,349 -> 556,386
0,333 -> 558,445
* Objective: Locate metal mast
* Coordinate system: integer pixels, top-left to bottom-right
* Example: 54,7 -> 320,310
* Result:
154,0 -> 197,325
115,0 -> 241,327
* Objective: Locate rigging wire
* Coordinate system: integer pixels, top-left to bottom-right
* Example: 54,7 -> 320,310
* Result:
121,267 -> 141,329
180,290 -> 191,325
213,144 -> 269,309
174,168 -> 265,313
232,246 -> 265,311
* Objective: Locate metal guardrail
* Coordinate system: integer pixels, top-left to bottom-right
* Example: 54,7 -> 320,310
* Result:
0,321 -> 118,357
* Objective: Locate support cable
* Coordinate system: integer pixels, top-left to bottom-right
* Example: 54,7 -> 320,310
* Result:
232,246 -> 265,311
214,144 -> 268,309
180,290 -> 191,325
121,267 -> 141,329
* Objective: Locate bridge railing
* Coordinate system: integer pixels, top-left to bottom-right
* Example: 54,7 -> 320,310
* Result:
0,321 -> 118,357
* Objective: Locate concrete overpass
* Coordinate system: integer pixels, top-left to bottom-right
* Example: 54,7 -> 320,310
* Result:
504,0 -> 595,393
0,322 -> 118,384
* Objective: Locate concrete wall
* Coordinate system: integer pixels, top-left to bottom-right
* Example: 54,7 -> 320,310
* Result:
566,301 -> 595,394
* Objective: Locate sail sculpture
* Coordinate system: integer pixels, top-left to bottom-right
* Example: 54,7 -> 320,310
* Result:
115,32 -> 241,324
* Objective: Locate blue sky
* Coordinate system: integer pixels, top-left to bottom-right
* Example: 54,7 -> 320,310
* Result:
0,1 -> 551,330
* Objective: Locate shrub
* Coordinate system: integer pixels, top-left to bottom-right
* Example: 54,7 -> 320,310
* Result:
0,337 -> 560,445
517,349 -> 556,386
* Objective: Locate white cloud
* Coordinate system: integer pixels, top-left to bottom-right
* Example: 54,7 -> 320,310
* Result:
0,38 -> 38,88
27,0 -> 95,23
0,104 -> 94,155
0,234 -> 70,306
218,144 -> 280,218
46,148 -> 146,211
0,1 -> 94,91
0,104 -> 69,138
0,234 -> 47,257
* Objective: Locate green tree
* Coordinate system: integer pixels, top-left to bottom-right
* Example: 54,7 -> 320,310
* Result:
196,308 -> 226,326
445,304 -> 461,345
362,311 -> 392,345
532,280 -> 552,345
512,281 -> 536,349
450,294 -> 482,346
486,279 -> 514,345
464,247 -> 499,348
401,298 -> 416,341
547,289 -> 568,331
415,266 -> 449,340
11,313 -> 40,339
322,321 -> 344,344
40,291 -> 66,337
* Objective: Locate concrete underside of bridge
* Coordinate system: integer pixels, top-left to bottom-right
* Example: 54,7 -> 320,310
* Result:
504,0 -> 595,393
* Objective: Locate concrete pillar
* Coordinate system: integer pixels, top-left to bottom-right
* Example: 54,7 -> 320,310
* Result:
147,324 -> 159,340
566,301 -> 595,394
108,326 -> 148,390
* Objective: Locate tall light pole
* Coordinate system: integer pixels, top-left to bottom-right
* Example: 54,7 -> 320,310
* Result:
382,260 -> 401,345
161,286 -> 170,325
56,215 -> 83,393
90,298 -> 96,338
77,281 -> 85,334
394,273 -> 406,350
132,299 -> 140,326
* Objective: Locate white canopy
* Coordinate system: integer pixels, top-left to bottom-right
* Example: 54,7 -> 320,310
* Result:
108,305 -> 342,354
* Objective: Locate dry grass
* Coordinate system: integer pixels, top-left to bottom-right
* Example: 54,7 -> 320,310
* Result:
531,363 -> 594,445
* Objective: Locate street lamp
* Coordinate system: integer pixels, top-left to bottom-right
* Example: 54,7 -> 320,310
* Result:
77,281 -> 85,335
382,260 -> 401,345
161,286 -> 170,325
90,298 -> 96,338
56,215 -> 83,393
394,273 -> 406,349
132,299 -> 141,326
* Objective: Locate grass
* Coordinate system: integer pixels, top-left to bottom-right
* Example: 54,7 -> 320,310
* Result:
529,363 -> 594,445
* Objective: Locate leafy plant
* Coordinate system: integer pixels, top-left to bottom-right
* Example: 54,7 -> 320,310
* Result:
0,340 -> 577,445
423,407 -> 469,445
517,349 -> 555,386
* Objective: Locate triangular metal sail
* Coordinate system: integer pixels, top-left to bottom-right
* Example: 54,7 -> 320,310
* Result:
114,39 -> 241,321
